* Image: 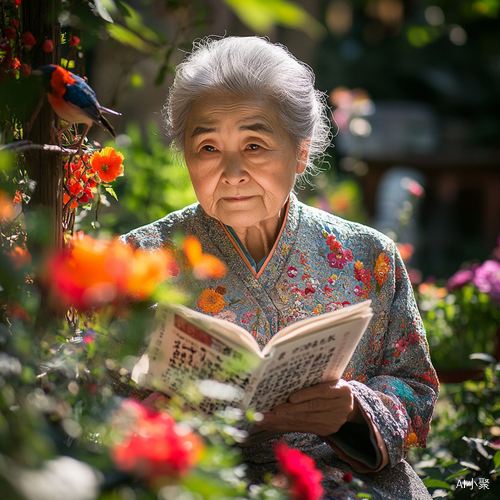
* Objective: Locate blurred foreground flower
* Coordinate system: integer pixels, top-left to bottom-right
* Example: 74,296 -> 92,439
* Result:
46,233 -> 173,308
183,235 -> 227,280
473,260 -> 500,304
110,399 -> 203,482
275,442 -> 323,500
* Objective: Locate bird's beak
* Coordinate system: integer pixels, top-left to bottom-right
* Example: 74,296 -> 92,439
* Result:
31,70 -> 43,76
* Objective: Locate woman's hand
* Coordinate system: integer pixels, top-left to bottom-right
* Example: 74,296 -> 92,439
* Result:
260,379 -> 365,436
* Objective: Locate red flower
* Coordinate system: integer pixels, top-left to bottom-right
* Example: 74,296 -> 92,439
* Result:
42,39 -> 53,53
4,26 -> 17,40
111,399 -> 203,482
69,36 -> 80,47
275,443 -> 323,500
21,31 -> 36,48
11,19 -> 20,29
90,147 -> 124,182
342,472 -> 353,483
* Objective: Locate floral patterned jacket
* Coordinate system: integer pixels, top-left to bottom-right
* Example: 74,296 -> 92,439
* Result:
121,193 -> 439,473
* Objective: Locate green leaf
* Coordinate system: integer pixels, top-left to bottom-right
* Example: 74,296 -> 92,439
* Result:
122,3 -> 160,44
445,469 -> 469,481
105,186 -> 118,201
106,24 -> 150,53
223,0 -> 325,39
357,494 -> 372,499
423,479 -> 452,490
494,450 -> 500,470
93,0 -> 114,23
440,460 -> 458,468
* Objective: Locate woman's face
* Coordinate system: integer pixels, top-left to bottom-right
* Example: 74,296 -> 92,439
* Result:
184,94 -> 307,230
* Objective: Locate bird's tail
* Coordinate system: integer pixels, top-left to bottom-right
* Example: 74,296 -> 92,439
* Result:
99,114 -> 116,138
101,106 -> 122,116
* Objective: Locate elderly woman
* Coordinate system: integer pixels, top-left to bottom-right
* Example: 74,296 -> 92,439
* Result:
122,36 -> 438,499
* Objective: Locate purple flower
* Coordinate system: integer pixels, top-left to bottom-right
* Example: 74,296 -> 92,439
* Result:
447,269 -> 474,291
473,260 -> 500,304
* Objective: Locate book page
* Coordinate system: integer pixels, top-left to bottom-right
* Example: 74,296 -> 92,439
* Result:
139,307 -> 261,414
165,303 -> 262,355
241,315 -> 372,414
264,300 -> 372,353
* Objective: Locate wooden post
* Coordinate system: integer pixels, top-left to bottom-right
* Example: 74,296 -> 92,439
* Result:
22,0 -> 62,251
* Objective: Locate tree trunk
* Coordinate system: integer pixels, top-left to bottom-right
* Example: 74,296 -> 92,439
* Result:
22,0 -> 62,251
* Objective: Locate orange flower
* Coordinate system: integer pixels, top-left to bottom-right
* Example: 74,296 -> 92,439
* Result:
90,147 -> 124,182
47,234 -> 174,309
405,432 -> 419,449
183,235 -> 227,280
126,249 -> 172,300
13,190 -> 22,203
48,234 -> 126,308
0,191 -> 15,220
6,247 -> 32,270
397,243 -> 414,262
374,253 -> 391,286
197,288 -> 227,314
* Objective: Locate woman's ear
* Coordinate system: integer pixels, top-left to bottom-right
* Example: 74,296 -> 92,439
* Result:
296,139 -> 311,175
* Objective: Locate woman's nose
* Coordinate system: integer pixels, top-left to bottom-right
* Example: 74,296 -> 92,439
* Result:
221,154 -> 249,184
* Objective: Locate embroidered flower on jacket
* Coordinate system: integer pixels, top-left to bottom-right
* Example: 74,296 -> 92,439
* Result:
395,338 -> 409,354
287,266 -> 298,278
354,261 -> 371,284
404,432 -> 419,449
354,285 -> 363,296
197,288 -> 227,314
326,233 -> 342,252
327,249 -> 353,269
275,442 -> 323,500
374,253 -> 391,286
241,310 -> 256,324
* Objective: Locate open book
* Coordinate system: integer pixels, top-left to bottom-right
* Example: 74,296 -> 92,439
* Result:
132,300 -> 373,420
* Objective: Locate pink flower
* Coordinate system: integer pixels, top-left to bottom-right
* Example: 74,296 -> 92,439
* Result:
354,285 -> 362,296
447,268 -> 474,291
328,249 -> 353,269
22,31 -> 36,48
396,338 -> 409,354
275,443 -> 323,500
473,260 -> 500,304
287,266 -> 298,278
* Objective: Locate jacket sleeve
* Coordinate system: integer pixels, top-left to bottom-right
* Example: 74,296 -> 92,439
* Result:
330,243 -> 439,469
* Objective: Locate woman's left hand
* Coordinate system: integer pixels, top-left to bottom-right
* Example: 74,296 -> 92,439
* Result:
260,379 -> 365,436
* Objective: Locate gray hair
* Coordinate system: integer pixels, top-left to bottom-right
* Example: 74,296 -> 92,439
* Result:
163,36 -> 332,181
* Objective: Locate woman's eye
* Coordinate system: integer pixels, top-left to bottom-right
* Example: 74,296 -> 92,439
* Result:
248,144 -> 260,150
202,145 -> 217,152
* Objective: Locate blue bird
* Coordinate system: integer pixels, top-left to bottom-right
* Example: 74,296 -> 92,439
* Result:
33,64 -> 121,148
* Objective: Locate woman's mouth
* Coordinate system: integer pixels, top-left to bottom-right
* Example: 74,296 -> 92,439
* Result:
223,196 -> 253,202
